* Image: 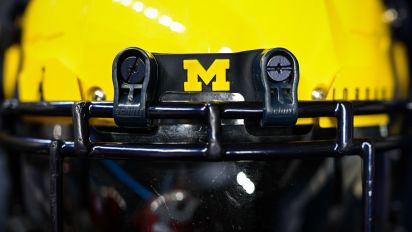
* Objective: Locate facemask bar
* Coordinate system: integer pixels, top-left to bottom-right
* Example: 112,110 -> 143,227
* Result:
0,99 -> 408,232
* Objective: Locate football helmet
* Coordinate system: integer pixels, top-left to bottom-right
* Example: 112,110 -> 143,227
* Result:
0,0 -> 411,231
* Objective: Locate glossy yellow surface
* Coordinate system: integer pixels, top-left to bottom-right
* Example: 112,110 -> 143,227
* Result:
2,45 -> 20,99
3,0 -> 409,127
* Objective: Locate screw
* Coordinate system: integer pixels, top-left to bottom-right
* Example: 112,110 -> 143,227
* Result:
266,55 -> 292,82
311,88 -> 326,100
120,56 -> 146,84
90,88 -> 106,101
53,124 -> 62,140
383,8 -> 398,24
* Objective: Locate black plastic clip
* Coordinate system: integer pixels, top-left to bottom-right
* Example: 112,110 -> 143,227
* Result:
256,48 -> 299,126
112,47 -> 157,127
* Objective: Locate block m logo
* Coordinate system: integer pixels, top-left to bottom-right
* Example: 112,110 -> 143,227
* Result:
183,59 -> 230,91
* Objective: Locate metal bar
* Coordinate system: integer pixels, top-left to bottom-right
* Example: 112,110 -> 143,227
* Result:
88,102 -> 112,118
3,100 -> 409,118
336,102 -> 353,152
0,132 -> 51,153
49,140 -> 63,232
71,140 -> 366,160
206,104 -> 222,160
374,136 -> 404,151
225,140 -> 363,159
298,101 -> 339,117
61,141 -> 75,155
0,130 -> 403,161
220,102 -> 262,118
149,103 -> 208,119
353,101 -> 406,115
3,100 -> 73,116
361,141 -> 375,232
72,102 -> 90,155
87,144 -> 207,160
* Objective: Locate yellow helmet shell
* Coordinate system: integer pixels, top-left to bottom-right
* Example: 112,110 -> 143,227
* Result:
3,0 -> 410,127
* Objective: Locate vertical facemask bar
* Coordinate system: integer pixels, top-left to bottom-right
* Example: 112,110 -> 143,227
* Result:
49,140 -> 63,232
362,142 -> 375,232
